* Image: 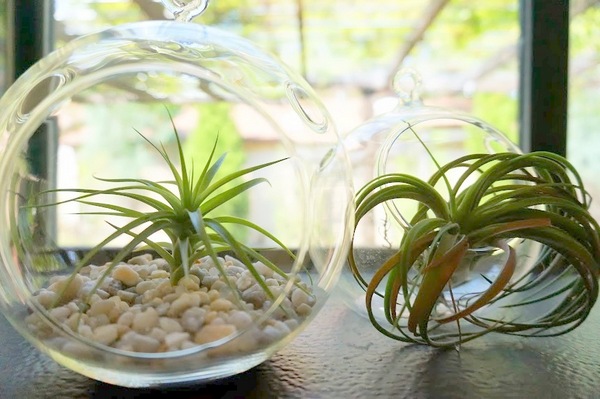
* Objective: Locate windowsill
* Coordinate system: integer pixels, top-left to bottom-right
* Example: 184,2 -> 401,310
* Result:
1,285 -> 599,398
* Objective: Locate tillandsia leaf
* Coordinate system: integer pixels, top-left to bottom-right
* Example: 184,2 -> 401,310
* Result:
113,224 -> 176,265
350,147 -> 600,347
34,186 -> 175,213
192,153 -> 226,206
214,215 -> 296,259
392,219 -> 446,315
205,219 -> 275,300
82,220 -> 174,303
201,178 -> 271,215
435,239 -> 515,324
408,233 -> 469,335
198,158 -> 288,205
354,174 -> 450,221
186,209 -> 239,297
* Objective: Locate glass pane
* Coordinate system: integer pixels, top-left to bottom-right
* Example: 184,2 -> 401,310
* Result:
567,2 -> 600,220
51,0 -> 520,247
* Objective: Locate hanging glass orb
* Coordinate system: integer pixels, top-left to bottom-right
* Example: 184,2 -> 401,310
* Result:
0,9 -> 352,386
340,69 -> 599,347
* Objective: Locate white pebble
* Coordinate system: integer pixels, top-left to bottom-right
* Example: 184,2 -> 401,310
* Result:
194,324 -> 236,344
296,303 -> 312,316
88,314 -> 110,329
127,253 -> 153,265
135,280 -> 156,295
178,276 -> 200,291
194,291 -> 210,306
153,301 -> 169,315
168,293 -> 201,317
291,288 -> 310,308
159,317 -> 183,333
261,325 -> 286,344
78,324 -> 93,339
151,258 -> 170,270
271,320 -> 291,335
284,319 -> 299,331
112,265 -> 141,287
150,270 -> 169,279
236,275 -> 253,291
149,327 -> 167,342
265,278 -> 280,287
211,280 -> 228,291
202,275 -> 218,287
210,298 -> 233,312
117,290 -> 137,303
228,311 -> 254,329
48,274 -> 83,304
93,324 -> 119,345
207,289 -> 220,301
35,289 -> 57,309
88,265 -> 107,280
242,285 -> 267,308
130,333 -> 161,352
164,332 -> 190,349
132,308 -> 159,333
181,307 -> 206,333
49,306 -> 72,322
87,299 -> 116,317
253,262 -> 274,278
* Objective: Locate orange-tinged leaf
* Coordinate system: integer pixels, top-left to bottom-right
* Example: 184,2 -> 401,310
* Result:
408,236 -> 469,334
435,240 -> 515,324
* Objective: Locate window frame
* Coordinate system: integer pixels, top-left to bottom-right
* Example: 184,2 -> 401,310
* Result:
518,0 -> 569,156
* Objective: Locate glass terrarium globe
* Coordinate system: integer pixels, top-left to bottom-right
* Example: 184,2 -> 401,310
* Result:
0,21 -> 352,386
338,70 -> 561,345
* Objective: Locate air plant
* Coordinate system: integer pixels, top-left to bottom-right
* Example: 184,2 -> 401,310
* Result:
348,139 -> 600,347
35,114 -> 295,306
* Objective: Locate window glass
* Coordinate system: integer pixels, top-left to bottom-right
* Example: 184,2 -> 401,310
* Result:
51,0 -> 519,247
568,2 -> 600,221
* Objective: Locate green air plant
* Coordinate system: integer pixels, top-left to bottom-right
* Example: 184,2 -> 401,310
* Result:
349,146 -> 600,347
37,115 -> 294,307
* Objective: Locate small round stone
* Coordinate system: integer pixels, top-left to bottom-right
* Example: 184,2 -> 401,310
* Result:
129,333 -> 161,352
93,324 -> 119,345
87,299 -> 116,317
132,308 -> 159,333
181,307 -> 206,333
164,331 -> 190,349
253,262 -> 274,278
291,288 -> 310,308
135,280 -> 156,295
112,265 -> 141,287
48,274 -> 83,304
127,253 -> 153,265
210,298 -> 233,312
49,306 -> 72,322
296,303 -> 312,316
228,311 -> 253,329
168,293 -> 201,317
159,317 -> 183,333
35,290 -> 57,309
194,324 -> 236,345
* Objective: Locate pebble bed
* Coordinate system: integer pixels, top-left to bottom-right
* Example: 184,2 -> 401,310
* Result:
26,253 -> 315,355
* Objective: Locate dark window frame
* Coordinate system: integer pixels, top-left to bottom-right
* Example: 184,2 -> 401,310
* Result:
518,0 -> 569,156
